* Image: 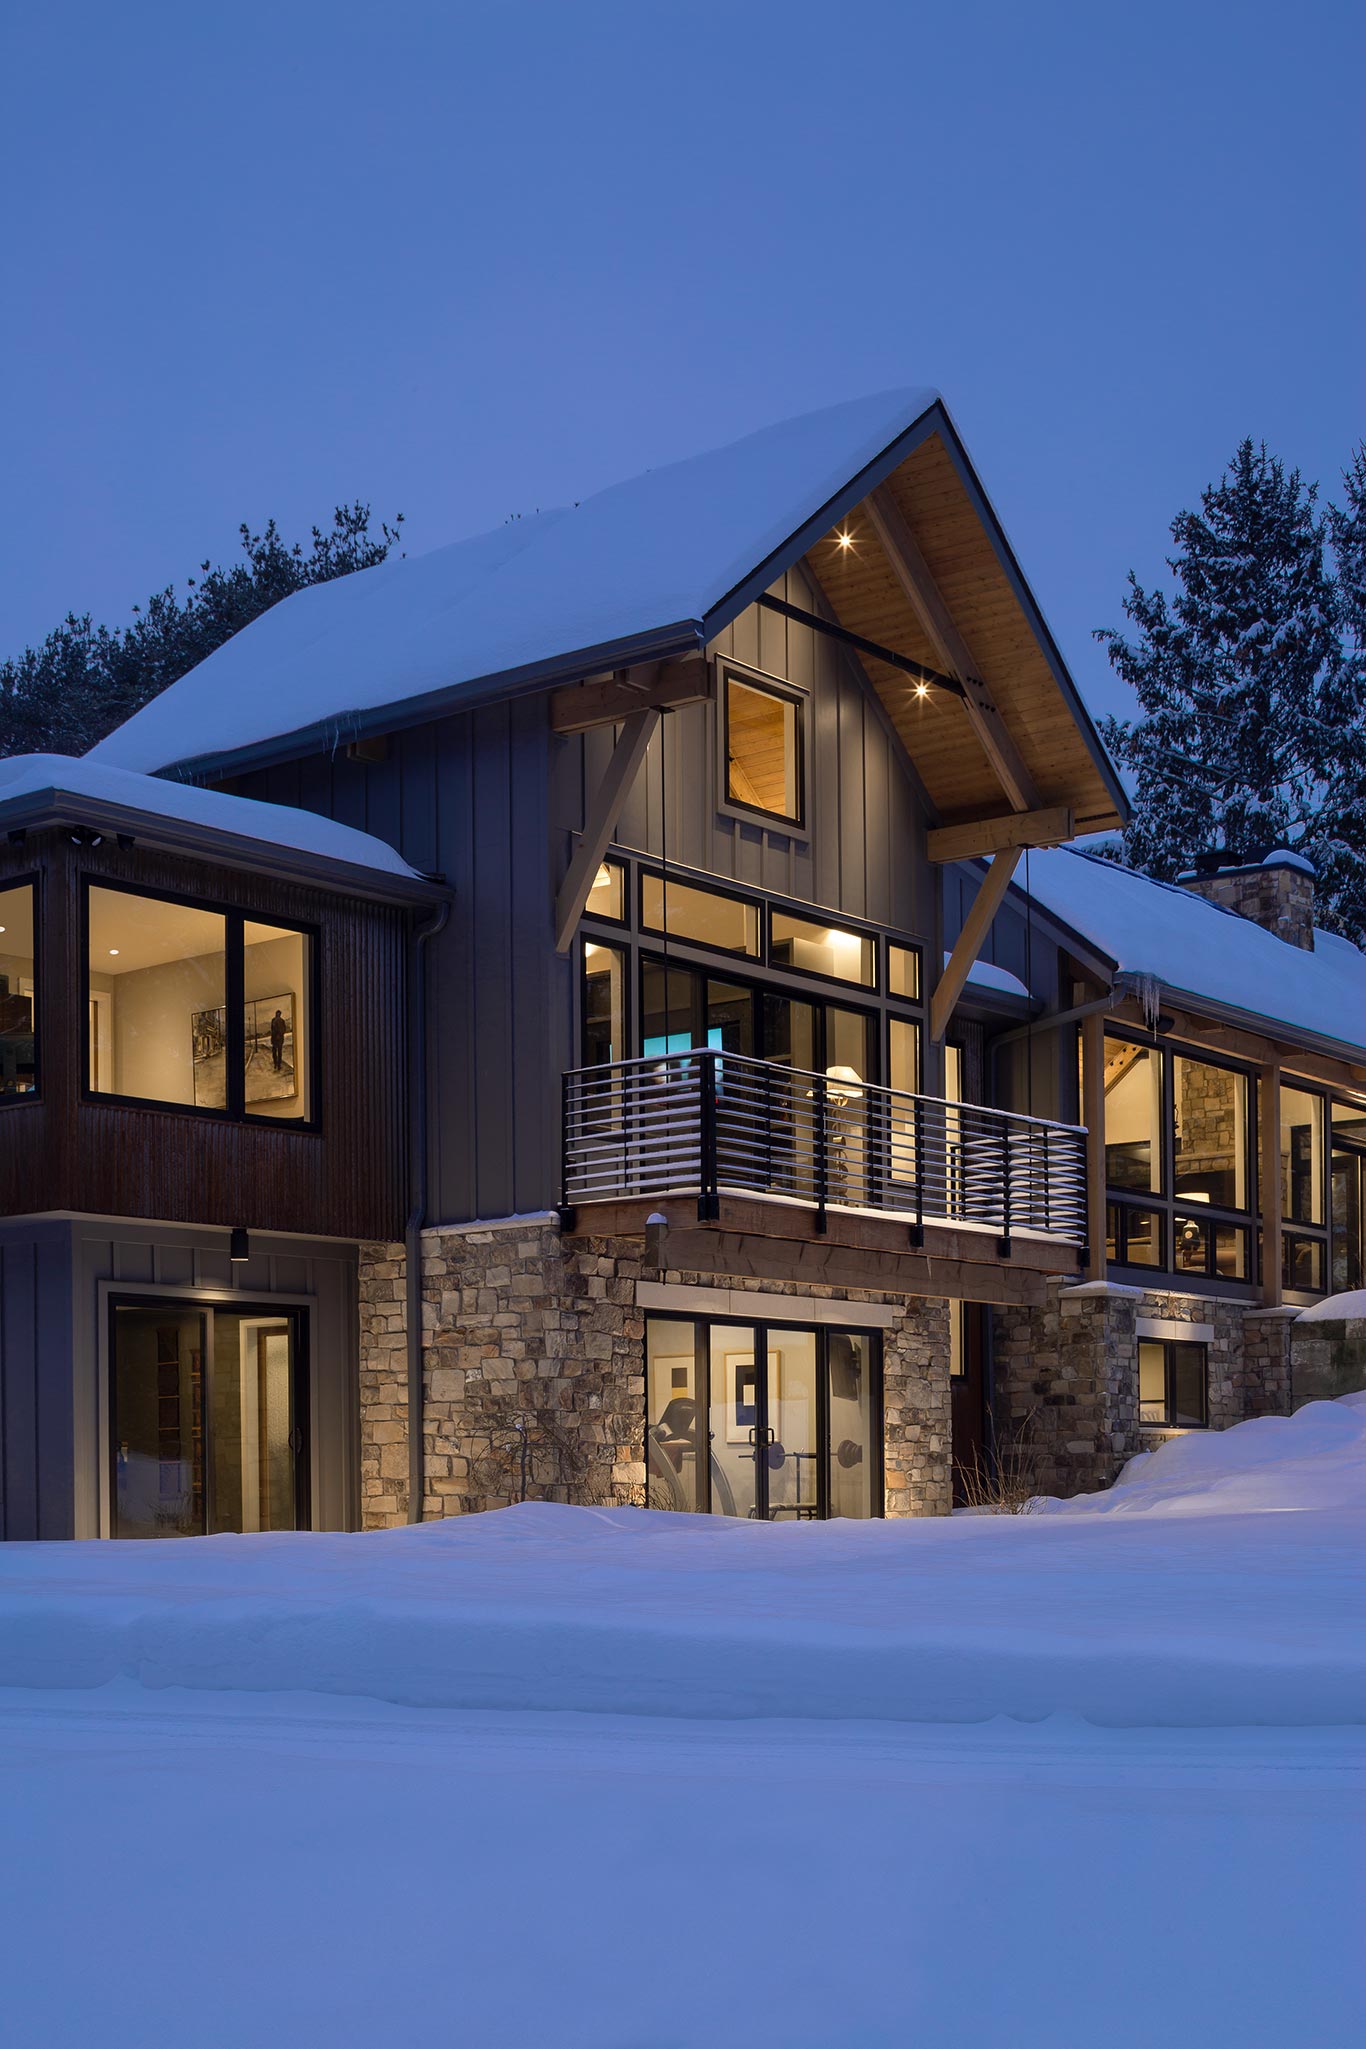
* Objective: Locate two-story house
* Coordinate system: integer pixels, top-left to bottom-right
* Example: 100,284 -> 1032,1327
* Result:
6,386 -> 1354,1538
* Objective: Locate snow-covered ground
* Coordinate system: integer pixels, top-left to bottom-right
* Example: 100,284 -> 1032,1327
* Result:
1,1401 -> 1362,2046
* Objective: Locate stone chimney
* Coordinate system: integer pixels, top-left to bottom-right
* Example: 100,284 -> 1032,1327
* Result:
1180,850 -> 1316,951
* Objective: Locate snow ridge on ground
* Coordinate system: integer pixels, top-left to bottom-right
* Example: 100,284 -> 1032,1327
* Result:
1,1398 -> 1362,1730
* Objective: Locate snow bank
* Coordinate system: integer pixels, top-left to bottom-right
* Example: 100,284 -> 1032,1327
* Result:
1038,1392 -> 1366,1517
0,1399 -> 1361,1729
1297,1290 -> 1366,1323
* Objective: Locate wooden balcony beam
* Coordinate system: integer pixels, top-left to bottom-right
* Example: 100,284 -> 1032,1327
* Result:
930,846 -> 1023,1042
554,703 -> 659,953
548,653 -> 711,734
927,806 -> 1073,865
865,483 -> 1042,814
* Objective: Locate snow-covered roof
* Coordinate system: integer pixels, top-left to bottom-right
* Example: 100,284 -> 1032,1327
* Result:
89,389 -> 943,778
0,754 -> 433,897
1020,846 -> 1366,1060
945,952 -> 1031,1002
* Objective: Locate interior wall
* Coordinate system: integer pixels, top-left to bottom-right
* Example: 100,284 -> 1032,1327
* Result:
104,930 -> 309,1115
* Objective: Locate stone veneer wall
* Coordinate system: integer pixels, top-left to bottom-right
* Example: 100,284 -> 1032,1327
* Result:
358,1239 -> 409,1528
993,1280 -> 1295,1496
359,1220 -> 953,1524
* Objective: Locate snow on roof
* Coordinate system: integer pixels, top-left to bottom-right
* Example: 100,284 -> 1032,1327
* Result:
1296,1290 -> 1366,1324
1021,846 -> 1366,1058
944,951 -> 1031,1001
88,387 -> 940,776
0,754 -> 427,887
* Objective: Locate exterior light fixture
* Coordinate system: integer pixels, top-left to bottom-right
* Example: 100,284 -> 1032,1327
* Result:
229,1228 -> 250,1263
914,681 -> 929,700
835,528 -> 855,551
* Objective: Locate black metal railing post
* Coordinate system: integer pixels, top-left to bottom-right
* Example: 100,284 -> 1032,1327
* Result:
997,1114 -> 1012,1258
813,1072 -> 829,1234
910,1094 -> 925,1247
558,1068 -> 577,1229
697,1049 -> 720,1220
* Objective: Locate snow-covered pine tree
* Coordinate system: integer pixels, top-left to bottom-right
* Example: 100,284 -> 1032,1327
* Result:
1098,440 -> 1354,921
1310,444 -> 1366,941
0,504 -> 403,760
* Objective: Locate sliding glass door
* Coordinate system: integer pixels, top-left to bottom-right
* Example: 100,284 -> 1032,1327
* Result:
110,1299 -> 308,1538
647,1315 -> 878,1520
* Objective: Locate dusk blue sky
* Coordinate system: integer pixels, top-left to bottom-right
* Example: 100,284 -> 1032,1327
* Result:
3,0 -> 1361,725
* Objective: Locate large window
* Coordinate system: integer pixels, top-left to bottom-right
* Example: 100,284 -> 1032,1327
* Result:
1173,1055 -> 1247,1208
0,881 -> 37,1099
640,873 -> 761,957
770,910 -> 876,987
1280,1086 -> 1324,1225
723,670 -> 804,823
87,886 -> 314,1121
646,1314 -> 878,1519
1138,1338 -> 1208,1429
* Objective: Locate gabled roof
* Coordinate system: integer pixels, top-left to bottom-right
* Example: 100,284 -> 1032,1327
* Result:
87,389 -> 1127,834
0,755 -> 438,902
1019,847 -> 1366,1064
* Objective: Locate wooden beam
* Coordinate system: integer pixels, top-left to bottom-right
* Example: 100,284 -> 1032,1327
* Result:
865,483 -> 1042,813
1107,997 -> 1366,1096
930,847 -> 1023,1042
549,653 -> 710,734
1080,1008 -> 1108,1282
1260,1061 -> 1283,1307
553,706 -> 660,953
927,806 -> 1073,865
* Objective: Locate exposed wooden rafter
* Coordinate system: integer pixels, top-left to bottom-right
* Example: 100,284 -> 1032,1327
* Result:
864,483 -> 1041,814
553,702 -> 660,953
926,806 -> 1073,865
548,653 -> 710,734
930,847 -> 1023,1042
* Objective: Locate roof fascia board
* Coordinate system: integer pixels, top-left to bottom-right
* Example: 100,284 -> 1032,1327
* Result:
0,789 -> 447,905
156,621 -> 704,784
930,411 -> 1131,828
1148,984 -> 1366,1074
698,403 -> 942,644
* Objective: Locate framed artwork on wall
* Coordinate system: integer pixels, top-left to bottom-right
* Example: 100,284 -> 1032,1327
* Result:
723,1348 -> 780,1442
191,994 -> 297,1108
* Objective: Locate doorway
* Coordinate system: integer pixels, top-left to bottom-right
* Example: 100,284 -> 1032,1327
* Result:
109,1298 -> 309,1538
949,1301 -> 989,1502
646,1315 -> 880,1519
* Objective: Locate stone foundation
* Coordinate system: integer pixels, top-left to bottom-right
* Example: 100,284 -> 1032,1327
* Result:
993,1280 -> 1297,1496
360,1218 -> 953,1522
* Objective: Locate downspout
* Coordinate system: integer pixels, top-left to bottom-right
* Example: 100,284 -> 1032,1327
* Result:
406,900 -> 450,1524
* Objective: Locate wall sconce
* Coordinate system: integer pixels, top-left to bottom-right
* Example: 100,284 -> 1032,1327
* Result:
229,1228 -> 250,1264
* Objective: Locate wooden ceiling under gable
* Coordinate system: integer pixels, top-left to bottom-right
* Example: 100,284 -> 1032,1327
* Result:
804,431 -> 1124,836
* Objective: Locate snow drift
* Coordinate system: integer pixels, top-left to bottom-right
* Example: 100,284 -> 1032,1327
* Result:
0,1398 -> 1361,1729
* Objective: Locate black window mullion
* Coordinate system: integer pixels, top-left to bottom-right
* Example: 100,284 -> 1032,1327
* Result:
201,1306 -> 216,1537
695,1320 -> 711,1515
224,911 -> 246,1119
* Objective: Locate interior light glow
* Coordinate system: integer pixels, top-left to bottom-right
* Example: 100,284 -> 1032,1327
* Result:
593,863 -> 613,891
108,947 -> 120,956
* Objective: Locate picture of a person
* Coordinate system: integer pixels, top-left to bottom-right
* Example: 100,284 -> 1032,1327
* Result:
269,1009 -> 287,1072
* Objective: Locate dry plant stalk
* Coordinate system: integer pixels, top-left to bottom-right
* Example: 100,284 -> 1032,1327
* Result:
954,1406 -> 1044,1514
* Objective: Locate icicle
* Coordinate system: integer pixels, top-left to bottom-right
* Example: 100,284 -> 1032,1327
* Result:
1117,971 -> 1164,1030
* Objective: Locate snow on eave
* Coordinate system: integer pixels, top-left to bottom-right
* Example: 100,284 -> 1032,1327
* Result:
0,754 -> 440,903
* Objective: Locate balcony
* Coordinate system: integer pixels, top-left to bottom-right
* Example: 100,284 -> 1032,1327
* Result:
561,1050 -> 1088,1264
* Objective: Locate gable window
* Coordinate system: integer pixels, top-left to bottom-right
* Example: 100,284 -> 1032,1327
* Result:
0,880 -> 38,1099
723,670 -> 804,824
85,884 -> 314,1123
1138,1338 -> 1208,1429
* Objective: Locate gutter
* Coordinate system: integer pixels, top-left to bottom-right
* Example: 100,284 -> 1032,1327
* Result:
405,898 -> 450,1524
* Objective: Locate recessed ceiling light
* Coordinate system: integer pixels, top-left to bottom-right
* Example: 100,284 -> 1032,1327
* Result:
108,947 -> 120,957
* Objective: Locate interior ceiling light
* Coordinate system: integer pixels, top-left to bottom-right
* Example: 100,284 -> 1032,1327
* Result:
108,947 -> 120,957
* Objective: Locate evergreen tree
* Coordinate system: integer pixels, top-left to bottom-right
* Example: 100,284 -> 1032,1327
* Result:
1312,445 -> 1366,939
1099,440 -> 1366,938
0,503 -> 403,760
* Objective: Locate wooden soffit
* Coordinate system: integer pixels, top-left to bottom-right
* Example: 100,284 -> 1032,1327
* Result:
804,431 -> 1124,836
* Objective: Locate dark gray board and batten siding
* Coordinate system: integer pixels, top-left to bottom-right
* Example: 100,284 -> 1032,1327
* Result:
226,580 -> 939,1225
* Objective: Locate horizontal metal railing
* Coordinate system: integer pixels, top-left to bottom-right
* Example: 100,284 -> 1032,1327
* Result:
561,1049 -> 1088,1246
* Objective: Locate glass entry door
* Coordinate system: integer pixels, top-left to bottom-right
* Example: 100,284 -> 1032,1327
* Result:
649,1316 -> 876,1520
110,1300 -> 308,1538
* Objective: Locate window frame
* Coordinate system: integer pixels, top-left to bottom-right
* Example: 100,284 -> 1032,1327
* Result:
716,659 -> 810,833
0,870 -> 42,1106
80,877 -> 322,1129
1137,1336 -> 1209,1430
